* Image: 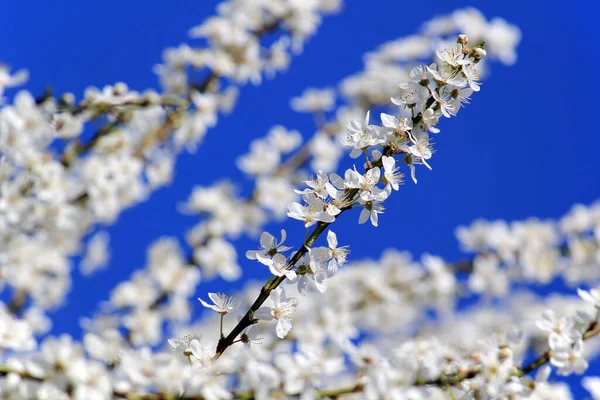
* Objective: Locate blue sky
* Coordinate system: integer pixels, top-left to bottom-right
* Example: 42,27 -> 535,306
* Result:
1,0 -> 598,395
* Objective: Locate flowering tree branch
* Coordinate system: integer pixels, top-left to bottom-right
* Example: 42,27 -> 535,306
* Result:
9,4 -> 600,400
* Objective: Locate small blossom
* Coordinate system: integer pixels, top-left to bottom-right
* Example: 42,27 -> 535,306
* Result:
267,125 -> 302,154
80,231 -> 110,276
582,377 -> 600,399
380,112 -> 412,139
343,166 -> 381,201
462,64 -> 481,92
0,64 -> 29,96
189,340 -> 216,367
168,334 -> 202,364
198,292 -> 240,315
358,187 -> 389,227
342,110 -> 385,158
407,127 -> 433,171
427,62 -> 467,87
577,287 -> 600,308
327,230 -> 349,273
295,170 -> 331,200
290,87 -> 336,113
289,252 -> 329,295
257,253 -> 297,280
287,193 -> 337,227
246,229 -> 292,260
437,46 -> 473,67
381,156 -> 403,191
537,309 -> 579,345
255,287 -> 298,339
550,336 -> 588,376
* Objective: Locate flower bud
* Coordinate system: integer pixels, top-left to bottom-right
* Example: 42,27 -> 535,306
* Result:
473,47 -> 487,60
61,92 -> 75,105
113,82 -> 128,96
143,91 -> 161,105
457,34 -> 469,45
498,346 -> 512,362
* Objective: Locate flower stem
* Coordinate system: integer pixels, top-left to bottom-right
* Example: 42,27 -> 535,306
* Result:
219,313 -> 225,340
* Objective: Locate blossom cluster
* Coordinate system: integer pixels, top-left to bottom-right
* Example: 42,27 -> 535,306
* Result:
0,0 -> 342,347
5,2 -> 598,400
87,7 -> 522,360
157,203 -> 600,399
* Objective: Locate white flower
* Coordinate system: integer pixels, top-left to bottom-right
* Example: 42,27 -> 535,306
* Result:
257,253 -> 297,280
421,107 -> 441,133
198,293 -> 240,315
381,156 -> 403,191
392,67 -> 430,105
343,166 -> 380,201
468,256 -> 508,296
237,139 -> 281,176
436,46 -> 473,67
290,87 -> 336,113
582,376 -> 600,399
287,193 -> 338,227
289,253 -> 329,295
0,65 -> 28,96
380,113 -> 412,145
189,340 -> 216,367
194,238 -> 241,281
255,287 -> 298,339
341,111 -> 385,158
256,176 -> 298,219
432,86 -> 458,118
168,334 -> 202,362
246,229 -> 292,260
407,126 -> 433,172
267,125 -> 302,154
80,231 -> 110,276
310,132 -> 344,173
426,63 -> 466,87
327,230 -> 349,273
295,170 -> 331,200
577,287 -> 600,308
462,64 -> 481,92
550,336 -> 588,376
537,309 -> 579,345
358,187 -> 390,227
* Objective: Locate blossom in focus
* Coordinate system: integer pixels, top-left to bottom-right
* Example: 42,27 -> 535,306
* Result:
198,293 -> 240,315
257,253 -> 297,280
326,230 -> 349,273
246,229 -> 292,260
255,287 -> 298,339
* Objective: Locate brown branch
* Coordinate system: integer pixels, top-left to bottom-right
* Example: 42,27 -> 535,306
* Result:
415,320 -> 600,388
7,290 -> 28,315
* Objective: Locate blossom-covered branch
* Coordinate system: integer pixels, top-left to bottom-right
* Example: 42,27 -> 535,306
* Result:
200,34 -> 489,359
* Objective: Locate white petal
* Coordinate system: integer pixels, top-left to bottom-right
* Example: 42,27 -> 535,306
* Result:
260,231 -> 275,249
256,253 -> 273,267
276,319 -> 292,339
279,229 -> 287,245
362,110 -> 371,129
284,270 -> 297,280
409,164 -> 417,184
380,113 -> 396,128
370,210 -> 379,227
358,208 -> 369,224
245,250 -> 261,260
199,297 -> 217,311
327,230 -> 337,248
